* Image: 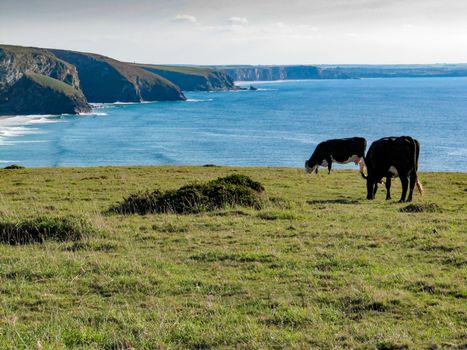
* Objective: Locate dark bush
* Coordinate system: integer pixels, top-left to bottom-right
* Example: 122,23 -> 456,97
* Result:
0,216 -> 95,244
109,174 -> 265,215
211,174 -> 265,193
400,203 -> 441,213
4,164 -> 25,169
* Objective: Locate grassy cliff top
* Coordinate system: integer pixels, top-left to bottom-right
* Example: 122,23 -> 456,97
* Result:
24,72 -> 80,97
0,166 -> 464,348
0,44 -> 76,70
136,63 -> 216,78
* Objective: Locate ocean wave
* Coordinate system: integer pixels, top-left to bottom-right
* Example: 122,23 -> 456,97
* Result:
186,98 -> 213,102
27,117 -> 62,124
79,112 -> 108,116
0,126 -> 42,137
113,101 -> 141,105
235,79 -> 309,85
447,148 -> 467,157
0,114 -> 63,126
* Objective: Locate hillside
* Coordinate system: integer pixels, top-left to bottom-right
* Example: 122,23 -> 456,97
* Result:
51,50 -> 186,103
137,64 -> 236,91
0,44 -> 81,91
0,166 -> 464,349
0,72 -> 91,115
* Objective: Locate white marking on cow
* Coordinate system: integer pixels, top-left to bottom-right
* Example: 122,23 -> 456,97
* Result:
389,166 -> 399,177
305,163 -> 317,174
344,154 -> 360,164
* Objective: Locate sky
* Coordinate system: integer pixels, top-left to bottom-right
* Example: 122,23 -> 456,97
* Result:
1,0 -> 467,65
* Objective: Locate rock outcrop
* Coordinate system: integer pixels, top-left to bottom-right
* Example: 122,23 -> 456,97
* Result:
137,64 -> 236,91
50,50 -> 186,102
0,72 -> 91,116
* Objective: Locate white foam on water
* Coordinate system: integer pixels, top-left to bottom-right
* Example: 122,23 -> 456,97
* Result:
0,114 -> 62,126
113,101 -> 141,105
0,115 -> 55,145
186,98 -> 213,102
27,117 -> 62,124
235,79 -> 309,85
447,148 -> 467,157
79,112 -> 108,116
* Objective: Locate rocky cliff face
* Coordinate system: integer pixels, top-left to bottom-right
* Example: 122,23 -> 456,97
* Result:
0,72 -> 91,116
0,45 -> 81,91
217,65 -> 352,81
137,65 -> 236,91
51,50 -> 186,103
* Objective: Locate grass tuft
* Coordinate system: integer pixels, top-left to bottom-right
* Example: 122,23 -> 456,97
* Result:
0,216 -> 95,244
109,174 -> 265,215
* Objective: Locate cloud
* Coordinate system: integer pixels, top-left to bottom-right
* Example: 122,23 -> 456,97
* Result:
173,14 -> 198,24
228,17 -> 248,25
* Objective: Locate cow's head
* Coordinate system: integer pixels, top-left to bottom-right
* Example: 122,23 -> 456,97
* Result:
305,160 -> 318,174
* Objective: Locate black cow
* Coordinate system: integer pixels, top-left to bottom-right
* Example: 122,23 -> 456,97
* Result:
305,137 -> 367,174
362,136 -> 423,202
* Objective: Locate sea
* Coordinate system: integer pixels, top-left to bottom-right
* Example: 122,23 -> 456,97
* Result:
0,78 -> 466,171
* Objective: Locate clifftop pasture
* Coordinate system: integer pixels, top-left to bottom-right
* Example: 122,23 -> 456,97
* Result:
0,166 -> 465,349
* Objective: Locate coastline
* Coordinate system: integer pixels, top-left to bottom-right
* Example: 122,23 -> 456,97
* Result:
0,164 -> 465,174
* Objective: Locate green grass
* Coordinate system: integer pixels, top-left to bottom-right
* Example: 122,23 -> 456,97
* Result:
25,72 -> 80,97
0,166 -> 465,349
136,64 -> 214,78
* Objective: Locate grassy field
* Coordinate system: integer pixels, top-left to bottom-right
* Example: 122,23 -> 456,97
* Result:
0,166 -> 465,349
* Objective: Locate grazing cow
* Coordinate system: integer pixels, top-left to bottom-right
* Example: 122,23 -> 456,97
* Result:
305,137 -> 367,174
362,136 -> 423,202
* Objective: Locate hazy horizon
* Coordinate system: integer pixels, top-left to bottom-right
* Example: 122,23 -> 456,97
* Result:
1,0 -> 467,65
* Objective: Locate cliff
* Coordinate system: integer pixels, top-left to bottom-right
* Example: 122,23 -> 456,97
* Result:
0,45 -> 81,91
137,64 -> 236,91
216,65 -> 352,81
0,72 -> 91,116
50,50 -> 186,103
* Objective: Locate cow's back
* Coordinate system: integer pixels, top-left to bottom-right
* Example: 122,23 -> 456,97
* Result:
366,136 -> 419,177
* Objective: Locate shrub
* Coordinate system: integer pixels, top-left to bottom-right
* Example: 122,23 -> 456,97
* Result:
0,216 -> 95,244
110,174 -> 265,215
400,203 -> 441,213
4,164 -> 25,169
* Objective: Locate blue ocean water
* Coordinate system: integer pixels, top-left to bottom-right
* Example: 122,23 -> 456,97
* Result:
0,78 -> 466,171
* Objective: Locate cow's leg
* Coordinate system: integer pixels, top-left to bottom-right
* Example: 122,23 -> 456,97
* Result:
385,177 -> 392,200
367,180 -> 376,200
399,176 -> 409,202
373,182 -> 378,198
407,172 -> 416,202
326,157 -> 332,174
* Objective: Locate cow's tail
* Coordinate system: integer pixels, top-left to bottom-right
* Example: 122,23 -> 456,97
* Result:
416,180 -> 424,195
359,157 -> 367,179
413,138 -> 424,196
